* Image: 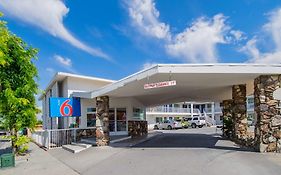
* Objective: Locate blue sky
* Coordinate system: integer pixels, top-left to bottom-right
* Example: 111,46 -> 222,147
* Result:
1,0 -> 281,92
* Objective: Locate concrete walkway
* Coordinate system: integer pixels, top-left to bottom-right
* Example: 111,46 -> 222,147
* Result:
2,128 -> 281,175
0,143 -> 79,175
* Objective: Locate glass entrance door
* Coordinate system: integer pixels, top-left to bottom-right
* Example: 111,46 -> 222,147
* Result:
116,108 -> 126,131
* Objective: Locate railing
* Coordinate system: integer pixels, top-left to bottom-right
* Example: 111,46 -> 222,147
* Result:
203,110 -> 216,126
146,106 -> 202,114
204,107 -> 222,114
146,106 -> 191,113
32,127 -> 96,149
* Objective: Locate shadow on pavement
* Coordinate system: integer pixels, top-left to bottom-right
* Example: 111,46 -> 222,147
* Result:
116,132 -> 255,152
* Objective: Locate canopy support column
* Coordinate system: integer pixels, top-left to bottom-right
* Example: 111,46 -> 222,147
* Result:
221,99 -> 234,138
232,84 -> 247,142
254,75 -> 281,152
96,96 -> 110,146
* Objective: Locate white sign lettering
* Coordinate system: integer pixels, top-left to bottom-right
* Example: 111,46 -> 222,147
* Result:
144,80 -> 176,89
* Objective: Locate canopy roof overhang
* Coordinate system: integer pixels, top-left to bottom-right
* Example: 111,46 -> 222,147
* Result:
73,64 -> 281,107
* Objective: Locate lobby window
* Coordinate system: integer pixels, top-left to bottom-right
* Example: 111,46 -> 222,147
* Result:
87,108 -> 96,127
109,108 -> 115,132
117,108 -> 127,131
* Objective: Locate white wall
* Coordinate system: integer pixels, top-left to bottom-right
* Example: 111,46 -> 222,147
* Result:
67,77 -> 112,96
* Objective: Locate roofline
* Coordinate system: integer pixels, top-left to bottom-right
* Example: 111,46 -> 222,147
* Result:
73,63 -> 281,99
38,72 -> 115,100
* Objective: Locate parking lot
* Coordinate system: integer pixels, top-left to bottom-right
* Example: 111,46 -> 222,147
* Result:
2,127 -> 281,175
50,127 -> 281,175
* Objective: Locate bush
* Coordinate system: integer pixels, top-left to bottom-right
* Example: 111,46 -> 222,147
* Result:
12,135 -> 30,155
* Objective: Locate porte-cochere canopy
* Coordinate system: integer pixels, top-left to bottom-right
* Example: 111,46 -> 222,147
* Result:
73,64 -> 281,106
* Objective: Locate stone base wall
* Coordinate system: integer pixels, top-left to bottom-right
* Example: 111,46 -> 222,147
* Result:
76,128 -> 96,141
128,120 -> 148,138
254,75 -> 281,152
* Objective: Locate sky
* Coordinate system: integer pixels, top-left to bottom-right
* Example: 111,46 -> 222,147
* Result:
1,0 -> 281,95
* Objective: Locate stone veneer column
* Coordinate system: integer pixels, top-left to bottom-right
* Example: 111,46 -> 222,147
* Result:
254,75 -> 281,152
232,84 -> 247,141
96,96 -> 110,146
221,99 -> 234,138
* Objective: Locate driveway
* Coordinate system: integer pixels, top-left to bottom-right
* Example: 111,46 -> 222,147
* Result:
48,127 -> 281,175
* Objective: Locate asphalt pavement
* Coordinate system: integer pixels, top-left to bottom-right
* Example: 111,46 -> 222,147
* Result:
2,127 -> 281,175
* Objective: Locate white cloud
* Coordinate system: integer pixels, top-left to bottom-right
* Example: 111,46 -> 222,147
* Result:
0,0 -> 110,60
142,62 -> 157,69
54,55 -> 72,67
240,37 -> 260,60
53,54 -> 79,74
46,67 -> 55,74
242,8 -> 281,63
127,0 -> 239,63
127,0 -> 171,40
167,14 -> 229,63
263,8 -> 281,51
230,30 -> 245,41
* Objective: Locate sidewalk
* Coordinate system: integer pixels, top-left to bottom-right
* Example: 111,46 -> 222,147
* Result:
109,131 -> 162,147
0,142 -> 79,175
1,131 -> 162,175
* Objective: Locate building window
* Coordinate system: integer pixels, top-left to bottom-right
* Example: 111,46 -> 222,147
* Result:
109,108 -> 115,132
133,108 -> 145,120
117,108 -> 126,131
87,108 -> 96,127
156,117 -> 162,123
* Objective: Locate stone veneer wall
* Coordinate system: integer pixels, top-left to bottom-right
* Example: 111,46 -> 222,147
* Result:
232,84 -> 248,141
76,128 -> 96,141
95,96 -> 110,146
221,100 -> 234,138
128,121 -> 148,138
254,75 -> 281,152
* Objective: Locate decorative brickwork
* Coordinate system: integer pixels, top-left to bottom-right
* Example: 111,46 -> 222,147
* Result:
128,121 -> 148,138
254,75 -> 281,152
96,96 -> 110,146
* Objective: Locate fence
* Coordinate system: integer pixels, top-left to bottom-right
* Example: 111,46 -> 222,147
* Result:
146,106 -> 202,114
32,127 -> 96,149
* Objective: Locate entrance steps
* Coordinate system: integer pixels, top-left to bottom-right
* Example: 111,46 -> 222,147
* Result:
62,142 -> 92,153
80,138 -> 97,146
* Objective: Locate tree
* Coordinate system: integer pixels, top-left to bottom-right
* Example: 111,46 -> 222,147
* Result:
0,13 -> 39,154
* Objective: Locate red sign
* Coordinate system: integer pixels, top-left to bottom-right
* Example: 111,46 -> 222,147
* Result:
144,80 -> 176,89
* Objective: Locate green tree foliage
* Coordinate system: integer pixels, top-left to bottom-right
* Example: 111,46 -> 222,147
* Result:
0,13 -> 39,154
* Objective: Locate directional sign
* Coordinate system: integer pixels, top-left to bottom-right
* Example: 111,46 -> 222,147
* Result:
273,88 -> 281,100
49,97 -> 81,117
144,80 -> 176,90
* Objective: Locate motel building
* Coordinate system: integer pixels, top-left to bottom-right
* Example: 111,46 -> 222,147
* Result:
38,64 -> 281,153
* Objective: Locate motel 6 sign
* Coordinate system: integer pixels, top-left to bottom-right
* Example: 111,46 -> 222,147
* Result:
49,97 -> 81,117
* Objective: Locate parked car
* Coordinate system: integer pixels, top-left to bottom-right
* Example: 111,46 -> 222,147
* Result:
154,120 -> 182,130
177,119 -> 190,128
186,116 -> 206,128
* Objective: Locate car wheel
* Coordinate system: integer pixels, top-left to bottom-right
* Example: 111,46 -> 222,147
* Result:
167,125 -> 172,130
191,123 -> 196,128
198,125 -> 203,128
154,125 -> 159,130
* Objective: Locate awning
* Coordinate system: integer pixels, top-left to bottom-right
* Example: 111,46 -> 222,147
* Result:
73,64 -> 281,106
